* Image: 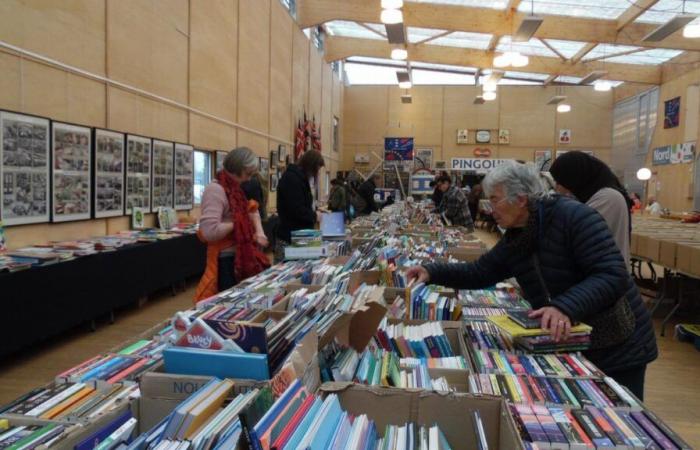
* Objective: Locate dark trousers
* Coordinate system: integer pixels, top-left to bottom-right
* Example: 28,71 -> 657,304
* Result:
217,254 -> 237,292
606,364 -> 647,401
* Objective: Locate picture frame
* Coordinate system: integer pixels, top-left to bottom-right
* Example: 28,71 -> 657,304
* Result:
259,157 -> 270,178
174,143 -> 194,210
93,128 -> 125,218
151,139 -> 174,210
125,134 -> 152,214
664,96 -> 680,129
415,148 -> 433,169
475,130 -> 491,144
132,206 -> 146,229
270,150 -> 278,168
558,129 -> 572,144
0,110 -> 51,226
278,144 -> 286,163
270,170 -> 279,192
434,160 -> 447,170
51,121 -> 92,222
498,129 -> 511,145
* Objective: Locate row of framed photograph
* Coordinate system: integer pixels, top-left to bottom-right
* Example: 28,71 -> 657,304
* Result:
215,145 -> 288,193
0,110 -> 195,227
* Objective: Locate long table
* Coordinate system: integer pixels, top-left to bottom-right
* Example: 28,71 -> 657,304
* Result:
0,234 -> 206,359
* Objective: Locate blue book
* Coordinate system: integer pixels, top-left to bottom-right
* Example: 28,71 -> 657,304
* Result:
79,356 -> 126,382
163,347 -> 269,380
254,380 -> 302,437
307,395 -> 343,450
283,398 -> 323,450
75,410 -> 133,450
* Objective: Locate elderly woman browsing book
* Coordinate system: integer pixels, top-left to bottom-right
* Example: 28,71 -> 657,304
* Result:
406,161 -> 657,400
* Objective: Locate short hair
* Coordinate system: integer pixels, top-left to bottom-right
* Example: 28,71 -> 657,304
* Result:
482,161 -> 545,202
436,175 -> 451,184
298,150 -> 325,177
223,147 -> 258,176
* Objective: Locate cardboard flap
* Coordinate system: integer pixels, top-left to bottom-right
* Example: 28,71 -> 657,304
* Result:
348,270 -> 382,293
349,300 -> 387,352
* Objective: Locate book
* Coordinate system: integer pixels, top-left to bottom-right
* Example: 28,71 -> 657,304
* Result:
507,310 -> 541,329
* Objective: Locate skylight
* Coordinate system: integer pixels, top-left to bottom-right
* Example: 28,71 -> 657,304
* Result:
324,21 -> 384,40
409,0 -> 507,9
428,31 -> 493,50
585,44 -> 682,64
517,0 -> 630,20
634,0 -> 700,23
503,71 -> 550,81
406,27 -> 450,44
344,63 -> 400,85
412,69 -> 476,85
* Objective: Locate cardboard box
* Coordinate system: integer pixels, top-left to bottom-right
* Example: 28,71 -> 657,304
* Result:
318,382 -> 523,450
675,242 -> 700,275
659,239 -> 679,269
447,247 -> 485,262
347,270 -> 406,300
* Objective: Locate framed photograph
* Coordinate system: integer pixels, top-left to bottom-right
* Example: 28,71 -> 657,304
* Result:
456,129 -> 468,144
259,157 -> 270,178
434,160 -> 447,170
270,150 -> 278,168
475,130 -> 491,144
132,207 -> 146,229
664,96 -> 680,129
534,150 -> 553,171
125,134 -> 152,214
0,111 -> 50,226
270,171 -> 279,192
174,143 -> 194,210
51,121 -> 92,222
498,129 -> 511,144
558,129 -> 572,144
278,144 -> 286,163
215,151 -> 227,173
415,148 -> 433,169
151,140 -> 174,210
93,128 -> 125,218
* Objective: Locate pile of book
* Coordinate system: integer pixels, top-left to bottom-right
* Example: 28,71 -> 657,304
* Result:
488,313 -> 593,353
375,320 -> 455,359
56,353 -> 157,384
0,422 -> 68,449
510,404 -> 691,450
458,286 -> 531,310
409,283 -> 462,321
376,423 -> 455,449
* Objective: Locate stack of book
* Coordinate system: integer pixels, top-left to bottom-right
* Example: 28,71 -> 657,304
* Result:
468,373 -> 642,409
0,423 -> 67,449
375,320 -> 456,359
510,404 -> 692,450
464,321 -> 515,352
458,286 -> 531,310
399,356 -> 468,371
409,283 -> 462,321
488,314 -> 593,353
376,423 -> 454,449
470,349 -> 603,378
55,353 -> 156,384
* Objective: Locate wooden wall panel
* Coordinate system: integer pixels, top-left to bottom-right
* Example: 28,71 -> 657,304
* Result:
344,86 -> 389,145
269,0 -> 293,142
0,0 -> 105,74
388,86 -> 443,146
291,28 -> 310,126
555,89 -> 612,148
189,115 -> 236,151
238,130 -> 269,157
308,45 -> 323,120
5,221 -> 107,251
189,0 -> 238,121
0,53 -> 22,111
499,87 -> 556,148
237,0 -> 271,133
108,87 -> 187,142
321,64 -> 333,157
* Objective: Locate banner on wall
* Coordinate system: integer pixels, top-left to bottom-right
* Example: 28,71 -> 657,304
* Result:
682,141 -> 696,163
384,137 -> 414,170
653,143 -> 696,165
451,158 -> 511,173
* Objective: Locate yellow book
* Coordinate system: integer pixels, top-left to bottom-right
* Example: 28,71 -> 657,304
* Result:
505,375 -> 522,403
489,374 -> 501,396
182,379 -> 234,439
487,315 -> 591,338
41,386 -> 95,419
380,352 -> 391,387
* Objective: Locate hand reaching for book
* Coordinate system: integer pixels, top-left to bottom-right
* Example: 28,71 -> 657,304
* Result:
529,306 -> 571,342
405,265 -> 430,285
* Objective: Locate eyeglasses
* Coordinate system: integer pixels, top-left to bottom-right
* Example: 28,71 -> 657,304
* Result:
489,197 -> 509,207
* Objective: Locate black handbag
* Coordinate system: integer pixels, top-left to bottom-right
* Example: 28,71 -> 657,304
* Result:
531,254 -> 635,350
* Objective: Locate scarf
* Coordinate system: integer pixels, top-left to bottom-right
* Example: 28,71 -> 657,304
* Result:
217,170 -> 270,281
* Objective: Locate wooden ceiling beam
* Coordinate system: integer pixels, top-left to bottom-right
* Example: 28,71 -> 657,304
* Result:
539,38 -> 567,61
297,0 -> 700,51
487,35 -> 500,52
616,0 -> 661,31
355,22 -> 386,39
414,30 -> 453,46
543,74 -> 558,85
325,36 -> 661,84
571,43 -> 597,64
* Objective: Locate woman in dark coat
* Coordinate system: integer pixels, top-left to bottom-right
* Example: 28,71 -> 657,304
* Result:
407,161 -> 657,400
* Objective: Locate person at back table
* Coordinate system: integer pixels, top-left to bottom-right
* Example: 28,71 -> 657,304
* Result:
328,178 -> 347,213
196,147 -> 270,303
357,173 -> 381,215
435,175 -> 474,231
275,150 -> 325,262
646,197 -> 662,216
549,151 -> 633,269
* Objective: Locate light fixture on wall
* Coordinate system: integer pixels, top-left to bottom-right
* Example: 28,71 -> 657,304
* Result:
637,167 -> 652,180
381,8 -> 403,24
391,48 -> 408,60
594,80 -> 612,92
382,0 -> 403,8
557,103 -> 571,113
483,90 -> 497,101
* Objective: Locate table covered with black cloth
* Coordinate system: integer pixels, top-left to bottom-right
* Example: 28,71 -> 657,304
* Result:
0,234 -> 206,359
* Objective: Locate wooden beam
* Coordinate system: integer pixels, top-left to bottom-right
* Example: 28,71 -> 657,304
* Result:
539,38 -> 567,61
617,0 -> 661,31
571,43 -> 597,64
414,30 -> 453,46
506,0 -> 522,17
583,47 -> 646,62
543,74 -> 557,85
355,22 -> 386,39
296,0 -> 700,51
487,35 -> 500,52
325,36 -> 661,84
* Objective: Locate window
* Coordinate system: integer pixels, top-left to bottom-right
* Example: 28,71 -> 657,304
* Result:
333,116 -> 340,152
194,150 -> 212,204
279,0 -> 296,18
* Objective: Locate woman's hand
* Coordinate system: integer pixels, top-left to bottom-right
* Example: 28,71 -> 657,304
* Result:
405,265 -> 430,285
529,306 -> 571,342
255,233 -> 269,248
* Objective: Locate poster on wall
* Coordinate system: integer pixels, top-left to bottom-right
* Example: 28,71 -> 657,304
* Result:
534,150 -> 553,171
558,129 -> 572,144
174,143 -> 194,210
94,128 -> 125,218
51,122 -> 91,222
682,141 -> 696,163
498,129 -> 511,144
664,97 -> 680,129
652,146 -> 671,165
151,140 -> 174,210
414,148 -> 433,169
456,129 -> 468,144
384,137 -> 414,170
216,151 -> 227,173
0,111 -> 50,226
125,134 -> 151,214
410,169 -> 434,195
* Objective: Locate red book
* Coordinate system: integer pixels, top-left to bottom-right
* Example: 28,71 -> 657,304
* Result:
564,409 -> 595,448
107,358 -> 149,384
271,394 -> 315,450
563,354 -> 587,377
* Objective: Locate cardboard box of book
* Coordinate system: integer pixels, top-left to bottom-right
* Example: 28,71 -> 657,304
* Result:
446,246 -> 485,262
318,382 -> 524,450
348,270 -> 407,300
676,242 -> 700,276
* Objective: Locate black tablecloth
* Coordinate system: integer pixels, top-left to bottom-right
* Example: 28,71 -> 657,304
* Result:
0,234 -> 206,359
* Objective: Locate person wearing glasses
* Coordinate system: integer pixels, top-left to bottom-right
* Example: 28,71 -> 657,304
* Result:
196,147 -> 270,302
406,161 -> 657,400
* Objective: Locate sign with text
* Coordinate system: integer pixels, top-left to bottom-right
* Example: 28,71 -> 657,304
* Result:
384,137 -> 414,172
451,158 -> 510,172
652,146 -> 672,165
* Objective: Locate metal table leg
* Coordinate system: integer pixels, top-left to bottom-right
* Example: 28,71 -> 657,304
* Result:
660,276 -> 683,337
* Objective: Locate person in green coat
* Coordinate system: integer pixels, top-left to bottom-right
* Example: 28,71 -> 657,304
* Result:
328,178 -> 347,213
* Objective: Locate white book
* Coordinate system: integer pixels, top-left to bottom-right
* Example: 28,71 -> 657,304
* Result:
26,382 -> 86,417
429,425 -> 439,450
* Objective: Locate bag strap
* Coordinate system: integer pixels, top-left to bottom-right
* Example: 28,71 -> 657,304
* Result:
531,253 -> 552,304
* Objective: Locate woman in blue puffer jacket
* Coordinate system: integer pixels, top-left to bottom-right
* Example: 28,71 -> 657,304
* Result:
407,161 -> 657,400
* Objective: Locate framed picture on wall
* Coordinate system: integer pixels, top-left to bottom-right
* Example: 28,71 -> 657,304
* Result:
216,151 -> 227,173
0,111 -> 51,226
475,130 -> 491,144
93,128 -> 125,218
125,134 -> 152,214
415,148 -> 433,169
270,171 -> 279,192
434,160 -> 446,170
498,129 -> 511,144
278,144 -> 286,163
664,96 -> 680,129
558,129 -> 572,144
259,157 -> 270,178
270,150 -> 278,168
151,140 -> 174,210
174,143 -> 194,210
534,150 -> 553,171
51,121 -> 92,222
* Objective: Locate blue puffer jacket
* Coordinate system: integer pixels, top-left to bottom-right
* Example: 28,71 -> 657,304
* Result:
425,195 -> 657,373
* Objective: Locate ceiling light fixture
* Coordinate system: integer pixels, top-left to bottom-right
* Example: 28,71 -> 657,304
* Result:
594,80 -> 612,92
493,53 -> 511,68
643,13 -> 696,41
493,51 -> 528,68
381,8 -> 403,24
391,48 -> 408,60
513,16 -> 544,42
557,103 -> 571,113
637,167 -> 652,180
510,52 -> 529,67
381,0 -> 403,8
483,91 -> 497,101
483,80 -> 498,92
399,81 -> 412,89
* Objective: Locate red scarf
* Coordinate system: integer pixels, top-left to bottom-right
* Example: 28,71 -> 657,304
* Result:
217,170 -> 270,281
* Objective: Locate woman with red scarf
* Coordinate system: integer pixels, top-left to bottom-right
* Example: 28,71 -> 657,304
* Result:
195,147 -> 270,303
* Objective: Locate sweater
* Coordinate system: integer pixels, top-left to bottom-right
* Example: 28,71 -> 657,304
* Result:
425,195 -> 657,373
586,187 -> 630,269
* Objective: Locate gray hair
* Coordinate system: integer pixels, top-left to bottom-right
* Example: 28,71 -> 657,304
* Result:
482,161 -> 545,202
223,147 -> 258,175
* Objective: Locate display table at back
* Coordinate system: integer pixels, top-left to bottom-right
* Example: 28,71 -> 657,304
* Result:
0,234 -> 206,359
